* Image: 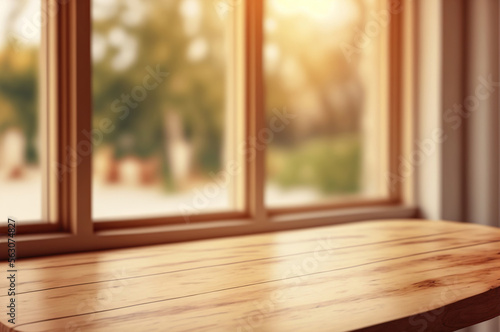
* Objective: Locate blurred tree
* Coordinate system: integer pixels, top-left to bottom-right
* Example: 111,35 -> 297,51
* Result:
92,0 -> 226,189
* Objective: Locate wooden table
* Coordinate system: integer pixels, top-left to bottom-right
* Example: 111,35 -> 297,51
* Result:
1,219 -> 500,331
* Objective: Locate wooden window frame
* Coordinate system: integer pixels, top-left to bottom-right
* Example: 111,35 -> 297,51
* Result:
1,0 -> 416,258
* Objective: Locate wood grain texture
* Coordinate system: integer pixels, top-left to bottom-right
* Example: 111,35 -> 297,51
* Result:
1,220 -> 500,331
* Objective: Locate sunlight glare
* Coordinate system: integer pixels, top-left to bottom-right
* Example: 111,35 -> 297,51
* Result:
269,0 -> 358,27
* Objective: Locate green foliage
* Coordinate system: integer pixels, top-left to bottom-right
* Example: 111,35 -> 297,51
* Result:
92,0 -> 225,178
267,135 -> 361,194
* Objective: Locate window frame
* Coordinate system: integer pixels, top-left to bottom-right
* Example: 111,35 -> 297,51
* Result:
1,0 -> 415,258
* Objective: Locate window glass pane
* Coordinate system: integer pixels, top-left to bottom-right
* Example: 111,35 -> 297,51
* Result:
265,0 -> 389,207
0,0 -> 42,222
92,0 -> 243,220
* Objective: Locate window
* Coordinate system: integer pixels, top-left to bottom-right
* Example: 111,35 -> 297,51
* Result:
0,0 -> 43,223
1,0 -> 407,256
265,0 -> 390,208
91,0 -> 245,220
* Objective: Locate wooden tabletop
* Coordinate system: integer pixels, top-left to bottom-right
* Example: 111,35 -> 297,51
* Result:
1,219 -> 500,331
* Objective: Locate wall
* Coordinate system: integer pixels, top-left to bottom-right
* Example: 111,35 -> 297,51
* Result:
415,0 -> 500,331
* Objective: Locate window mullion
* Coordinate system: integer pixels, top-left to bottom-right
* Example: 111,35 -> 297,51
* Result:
59,0 -> 92,235
246,0 -> 267,223
42,0 -> 58,225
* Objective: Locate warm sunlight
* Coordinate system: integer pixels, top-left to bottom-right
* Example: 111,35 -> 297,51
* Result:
269,0 -> 359,26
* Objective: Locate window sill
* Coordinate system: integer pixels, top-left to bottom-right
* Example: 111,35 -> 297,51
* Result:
3,205 -> 418,258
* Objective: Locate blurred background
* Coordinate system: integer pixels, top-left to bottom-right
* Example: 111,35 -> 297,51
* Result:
91,0 -> 237,219
0,0 -> 41,222
264,0 -> 387,206
0,0 -> 387,222
91,0 -> 388,219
